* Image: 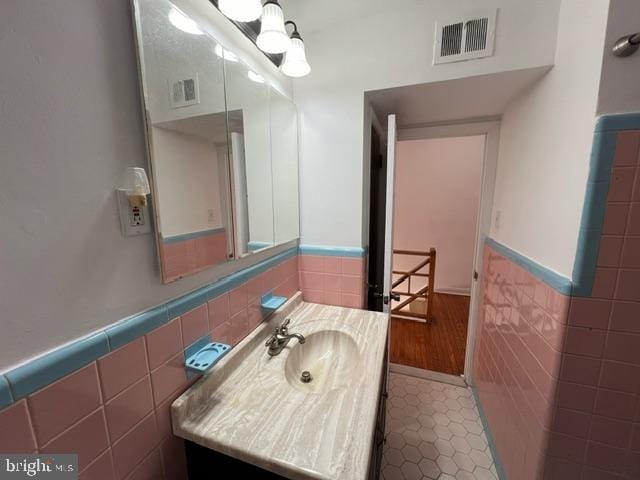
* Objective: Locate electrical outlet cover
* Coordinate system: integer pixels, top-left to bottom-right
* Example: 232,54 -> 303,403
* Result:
117,189 -> 152,237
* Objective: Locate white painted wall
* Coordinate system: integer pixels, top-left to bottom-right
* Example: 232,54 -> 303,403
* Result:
490,0 -> 610,277
393,137 -> 484,294
295,0 -> 561,248
0,0 -> 293,372
597,0 -> 640,115
151,127 -> 224,237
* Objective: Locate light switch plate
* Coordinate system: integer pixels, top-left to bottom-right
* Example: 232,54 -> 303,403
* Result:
116,189 -> 152,237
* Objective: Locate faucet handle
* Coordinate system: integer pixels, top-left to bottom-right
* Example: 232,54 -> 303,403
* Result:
280,318 -> 290,335
265,329 -> 278,347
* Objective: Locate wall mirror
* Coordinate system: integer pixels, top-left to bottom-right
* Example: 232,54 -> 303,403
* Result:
132,0 -> 300,283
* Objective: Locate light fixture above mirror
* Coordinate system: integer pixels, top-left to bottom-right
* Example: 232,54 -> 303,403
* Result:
256,1 -> 290,54
213,0 -> 311,77
281,21 -> 310,78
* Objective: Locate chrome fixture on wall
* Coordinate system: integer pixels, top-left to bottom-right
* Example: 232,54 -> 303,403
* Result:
612,32 -> 640,57
215,0 -> 311,77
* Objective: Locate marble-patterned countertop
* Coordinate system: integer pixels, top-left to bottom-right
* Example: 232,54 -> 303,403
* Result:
172,294 -> 389,480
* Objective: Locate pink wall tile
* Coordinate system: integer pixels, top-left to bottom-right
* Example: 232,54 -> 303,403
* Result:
79,450 -> 115,480
230,309 -> 249,345
557,381 -> 597,413
594,389 -> 637,421
150,353 -> 187,407
592,268 -> 618,299
207,294 -> 229,331
620,237 -> 640,268
323,256 -> 341,274
568,297 -> 611,329
98,338 -> 148,401
41,408 -> 109,471
28,363 -> 102,446
553,408 -> 591,438
607,167 -> 635,202
302,289 -> 324,304
586,441 -> 627,474
590,416 -> 633,448
324,290 -> 341,306
564,327 -> 606,358
631,425 -> 640,452
299,255 -> 323,272
246,273 -> 268,305
155,389 -> 182,439
613,131 -> 640,167
159,436 -> 188,480
341,275 -> 363,295
0,400 -> 36,453
228,285 -> 247,316
548,432 -> 587,463
560,354 -> 601,386
125,450 -> 164,480
602,203 -> 630,235
615,269 -> 640,301
111,413 -> 160,479
300,271 -> 324,290
324,273 -> 341,292
597,236 -> 624,267
180,304 -> 208,347
104,377 -> 154,443
341,293 -> 363,309
610,301 -> 640,333
599,360 -> 640,393
604,331 -> 640,364
341,257 -> 364,276
628,203 -> 640,235
145,318 -> 182,370
211,321 -> 232,345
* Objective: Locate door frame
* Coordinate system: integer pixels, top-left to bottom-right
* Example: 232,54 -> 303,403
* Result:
396,118 -> 500,384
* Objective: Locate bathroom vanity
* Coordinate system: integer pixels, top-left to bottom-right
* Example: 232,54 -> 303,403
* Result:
172,294 -> 389,480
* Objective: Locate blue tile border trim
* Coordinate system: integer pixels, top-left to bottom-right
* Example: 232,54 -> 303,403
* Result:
298,244 -> 366,257
6,333 -> 110,400
471,386 -> 506,480
0,246 -> 298,404
595,112 -> 640,132
572,113 -> 640,297
485,237 -> 572,295
0,376 -> 13,409
162,227 -> 226,244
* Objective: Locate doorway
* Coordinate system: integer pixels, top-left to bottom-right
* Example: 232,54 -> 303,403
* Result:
366,120 -> 499,381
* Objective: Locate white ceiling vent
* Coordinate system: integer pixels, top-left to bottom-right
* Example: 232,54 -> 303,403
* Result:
434,9 -> 497,65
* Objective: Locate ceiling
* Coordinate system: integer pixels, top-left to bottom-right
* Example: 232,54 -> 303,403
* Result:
366,66 -> 551,129
279,0 -> 408,33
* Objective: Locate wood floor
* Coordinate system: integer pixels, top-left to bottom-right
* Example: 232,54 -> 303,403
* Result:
390,293 -> 470,376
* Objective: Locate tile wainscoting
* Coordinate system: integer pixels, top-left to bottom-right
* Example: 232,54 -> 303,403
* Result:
0,248 -> 299,480
159,228 -> 229,283
298,246 -> 367,309
474,115 -> 640,480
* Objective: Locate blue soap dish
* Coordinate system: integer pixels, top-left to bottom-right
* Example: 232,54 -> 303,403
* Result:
185,342 -> 230,373
261,292 -> 287,311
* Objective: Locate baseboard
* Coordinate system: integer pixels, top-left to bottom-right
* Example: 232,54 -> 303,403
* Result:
435,288 -> 471,296
389,363 -> 467,387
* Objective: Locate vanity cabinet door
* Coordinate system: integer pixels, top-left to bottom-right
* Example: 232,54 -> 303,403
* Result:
369,346 -> 389,480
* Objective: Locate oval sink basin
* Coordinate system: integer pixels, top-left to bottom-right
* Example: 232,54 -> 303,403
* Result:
284,330 -> 360,393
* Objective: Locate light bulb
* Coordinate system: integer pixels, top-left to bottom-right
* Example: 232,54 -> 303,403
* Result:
256,2 -> 290,54
281,37 -> 311,77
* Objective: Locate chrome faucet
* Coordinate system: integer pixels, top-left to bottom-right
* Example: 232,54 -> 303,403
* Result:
265,318 -> 305,356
